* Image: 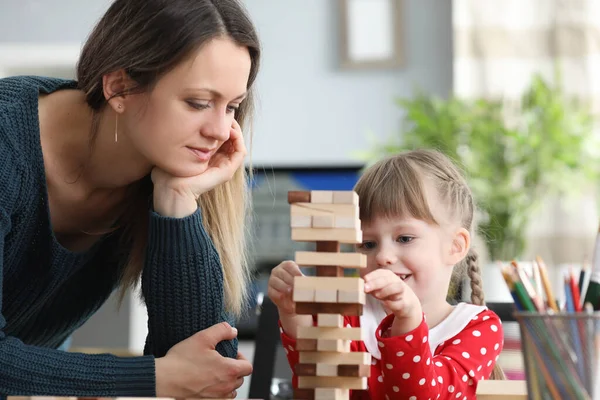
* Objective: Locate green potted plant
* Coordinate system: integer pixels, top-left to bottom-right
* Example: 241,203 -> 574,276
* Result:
357,74 -> 600,263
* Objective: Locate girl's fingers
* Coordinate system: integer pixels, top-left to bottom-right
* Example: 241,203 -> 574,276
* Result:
281,261 -> 304,278
371,282 -> 404,299
364,276 -> 392,292
269,276 -> 291,293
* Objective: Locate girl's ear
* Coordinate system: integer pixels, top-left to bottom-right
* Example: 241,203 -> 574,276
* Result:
447,228 -> 470,265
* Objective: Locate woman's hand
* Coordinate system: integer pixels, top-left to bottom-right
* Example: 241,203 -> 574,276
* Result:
152,120 -> 247,218
364,269 -> 422,335
155,322 -> 252,398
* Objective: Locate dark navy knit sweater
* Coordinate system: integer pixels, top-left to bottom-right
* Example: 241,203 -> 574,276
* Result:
0,76 -> 236,396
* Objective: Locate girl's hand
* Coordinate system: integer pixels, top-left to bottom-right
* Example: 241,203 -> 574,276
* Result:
364,269 -> 422,334
267,260 -> 304,315
152,120 -> 247,218
267,260 -> 313,338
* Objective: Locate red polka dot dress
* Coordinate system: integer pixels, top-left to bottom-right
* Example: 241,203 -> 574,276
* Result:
280,302 -> 504,400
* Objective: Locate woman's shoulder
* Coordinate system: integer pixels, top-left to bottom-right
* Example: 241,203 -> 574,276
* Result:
0,75 -> 77,103
0,75 -> 77,129
0,76 -> 76,185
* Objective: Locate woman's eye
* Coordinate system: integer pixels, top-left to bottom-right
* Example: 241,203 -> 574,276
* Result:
397,236 -> 413,244
187,101 -> 210,110
226,105 -> 239,114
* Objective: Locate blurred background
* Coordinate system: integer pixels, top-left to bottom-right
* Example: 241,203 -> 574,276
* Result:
2,0 -> 600,398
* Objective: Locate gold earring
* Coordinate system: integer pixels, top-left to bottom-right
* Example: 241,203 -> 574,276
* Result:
115,104 -> 122,143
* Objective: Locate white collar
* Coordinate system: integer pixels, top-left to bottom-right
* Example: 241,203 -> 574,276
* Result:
361,299 -> 488,360
360,294 -> 388,360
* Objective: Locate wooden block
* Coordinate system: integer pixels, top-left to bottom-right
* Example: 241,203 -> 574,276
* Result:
296,339 -> 318,351
337,364 -> 371,377
316,363 -> 338,376
294,277 -> 364,292
288,190 -> 311,204
291,203 -> 359,218
312,215 -> 335,228
310,190 -> 333,203
296,302 -> 363,316
293,288 -> 315,302
317,339 -> 351,352
316,241 -> 340,252
314,289 -> 337,303
298,326 -> 364,340
295,251 -> 367,268
299,351 -> 371,365
296,363 -> 317,376
476,380 -> 528,399
292,228 -> 361,244
291,215 -> 312,228
338,289 -> 366,304
334,216 -> 360,229
315,388 -> 350,400
298,376 -> 367,390
293,388 -> 315,400
332,191 -> 358,205
317,313 -> 344,327
316,265 -> 344,277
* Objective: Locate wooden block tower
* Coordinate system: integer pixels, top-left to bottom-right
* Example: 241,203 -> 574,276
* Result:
288,190 -> 371,400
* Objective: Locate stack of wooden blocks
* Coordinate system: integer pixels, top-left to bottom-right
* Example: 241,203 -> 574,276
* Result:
287,190 -> 371,400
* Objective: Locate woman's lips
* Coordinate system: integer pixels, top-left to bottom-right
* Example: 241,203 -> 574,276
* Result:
187,146 -> 214,162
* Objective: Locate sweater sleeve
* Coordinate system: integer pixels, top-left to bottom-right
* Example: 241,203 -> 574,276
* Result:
0,132 -> 156,396
377,309 -> 504,400
141,208 -> 237,359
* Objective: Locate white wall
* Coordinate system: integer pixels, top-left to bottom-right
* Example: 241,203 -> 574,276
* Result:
0,0 -> 113,42
0,0 -> 453,167
246,0 -> 453,166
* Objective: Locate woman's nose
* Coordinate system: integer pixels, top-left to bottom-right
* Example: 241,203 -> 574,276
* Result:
201,112 -> 230,142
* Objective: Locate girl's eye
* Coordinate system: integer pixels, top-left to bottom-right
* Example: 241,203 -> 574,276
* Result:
397,236 -> 413,244
357,241 -> 376,250
226,105 -> 239,114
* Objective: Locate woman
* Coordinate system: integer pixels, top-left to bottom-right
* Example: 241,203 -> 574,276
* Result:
0,0 -> 259,397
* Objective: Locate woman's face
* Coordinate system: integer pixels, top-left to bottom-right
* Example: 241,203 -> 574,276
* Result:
122,36 -> 252,178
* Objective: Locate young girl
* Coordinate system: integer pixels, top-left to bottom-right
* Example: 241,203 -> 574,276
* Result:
268,149 -> 505,399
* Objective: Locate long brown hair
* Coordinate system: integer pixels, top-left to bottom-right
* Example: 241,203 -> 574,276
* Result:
354,149 -> 505,380
76,0 -> 260,316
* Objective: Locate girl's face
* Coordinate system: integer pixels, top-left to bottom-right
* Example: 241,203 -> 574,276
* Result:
356,203 -> 470,311
122,36 -> 251,178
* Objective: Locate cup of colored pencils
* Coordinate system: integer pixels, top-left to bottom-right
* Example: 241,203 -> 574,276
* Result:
502,257 -> 600,400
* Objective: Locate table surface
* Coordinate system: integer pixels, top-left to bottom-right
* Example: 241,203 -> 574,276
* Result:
7,381 -> 528,400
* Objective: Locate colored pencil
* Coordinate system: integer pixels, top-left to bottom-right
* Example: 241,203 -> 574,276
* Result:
536,256 -> 559,312
504,256 -> 597,399
513,260 -> 545,312
579,261 -> 589,303
569,267 -> 583,312
584,223 -> 600,310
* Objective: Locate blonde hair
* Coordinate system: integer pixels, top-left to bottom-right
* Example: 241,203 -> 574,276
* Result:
354,149 -> 505,380
116,101 -> 254,318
